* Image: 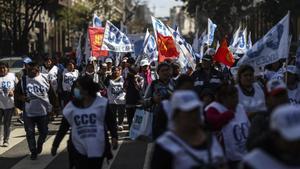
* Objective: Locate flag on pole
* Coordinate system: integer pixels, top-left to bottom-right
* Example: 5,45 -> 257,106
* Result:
88,27 -> 109,58
157,32 -> 179,62
235,28 -> 247,54
136,29 -> 158,65
92,14 -> 102,27
214,39 -> 235,67
237,12 -> 290,68
230,25 -> 242,51
206,18 -> 217,46
101,21 -> 134,52
168,26 -> 196,70
151,16 -> 173,38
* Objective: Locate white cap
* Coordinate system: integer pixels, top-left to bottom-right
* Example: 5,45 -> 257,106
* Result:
105,58 -> 113,63
284,65 -> 298,74
171,90 -> 203,112
266,79 -> 287,96
140,59 -> 150,66
270,104 -> 300,141
88,56 -> 96,62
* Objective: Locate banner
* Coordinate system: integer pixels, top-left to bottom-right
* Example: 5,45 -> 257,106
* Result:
101,21 -> 134,52
88,27 -> 109,58
92,14 -> 102,27
237,12 -> 290,68
206,18 -> 217,46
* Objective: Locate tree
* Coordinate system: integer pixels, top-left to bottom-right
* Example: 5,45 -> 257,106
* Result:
0,0 -> 48,55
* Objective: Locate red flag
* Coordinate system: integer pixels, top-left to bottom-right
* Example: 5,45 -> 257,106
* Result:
88,27 -> 109,57
214,39 -> 235,67
157,32 -> 179,62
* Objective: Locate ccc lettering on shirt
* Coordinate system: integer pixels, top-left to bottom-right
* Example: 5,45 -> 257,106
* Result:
64,75 -> 77,85
26,84 -> 47,96
232,122 -> 249,143
74,113 -> 98,139
1,81 -> 12,91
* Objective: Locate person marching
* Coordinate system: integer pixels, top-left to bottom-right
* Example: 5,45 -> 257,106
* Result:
0,62 -> 18,147
15,61 -> 57,160
62,59 -> 79,106
51,76 -> 118,169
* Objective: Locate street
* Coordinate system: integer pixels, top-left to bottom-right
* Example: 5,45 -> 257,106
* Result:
0,116 -> 153,169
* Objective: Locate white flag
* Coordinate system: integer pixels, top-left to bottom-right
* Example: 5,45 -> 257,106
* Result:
151,16 -> 173,38
238,12 -> 290,68
230,25 -> 242,50
92,14 -> 102,27
247,32 -> 253,50
136,29 -> 158,65
101,21 -> 133,52
206,18 -> 217,46
235,28 -> 247,54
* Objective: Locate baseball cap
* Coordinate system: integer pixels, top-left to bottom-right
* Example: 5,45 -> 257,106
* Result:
23,57 -> 32,64
270,104 -> 300,141
284,65 -> 298,74
140,59 -> 150,66
266,79 -> 287,96
105,58 -> 113,63
171,90 -> 203,112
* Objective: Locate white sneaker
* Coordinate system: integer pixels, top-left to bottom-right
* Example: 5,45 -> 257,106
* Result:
3,142 -> 9,147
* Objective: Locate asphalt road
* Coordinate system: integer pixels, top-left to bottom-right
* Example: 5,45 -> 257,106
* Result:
0,116 -> 153,169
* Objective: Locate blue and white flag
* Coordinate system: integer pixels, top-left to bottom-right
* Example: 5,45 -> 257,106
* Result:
92,14 -> 102,27
235,28 -> 247,54
238,12 -> 290,68
151,16 -> 172,37
206,18 -> 217,46
101,21 -> 134,52
230,25 -> 241,51
247,32 -> 253,50
143,31 -> 158,62
168,26 -> 196,70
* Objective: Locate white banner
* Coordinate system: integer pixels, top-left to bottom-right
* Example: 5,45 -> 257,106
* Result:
237,12 -> 290,68
101,21 -> 134,52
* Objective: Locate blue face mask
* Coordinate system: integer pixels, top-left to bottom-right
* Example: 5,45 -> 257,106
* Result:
73,88 -> 83,100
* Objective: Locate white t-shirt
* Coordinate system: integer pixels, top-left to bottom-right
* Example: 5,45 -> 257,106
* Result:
62,69 -> 79,92
0,73 -> 18,109
23,74 -> 52,117
205,102 -> 250,161
40,65 -> 59,91
107,77 -> 125,104
288,84 -> 300,105
236,83 -> 266,113
63,96 -> 108,157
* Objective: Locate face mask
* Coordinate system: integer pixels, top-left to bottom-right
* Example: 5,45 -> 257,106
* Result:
73,88 -> 82,100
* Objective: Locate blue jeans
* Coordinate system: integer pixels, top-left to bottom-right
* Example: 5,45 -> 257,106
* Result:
24,115 -> 48,154
0,108 -> 14,142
